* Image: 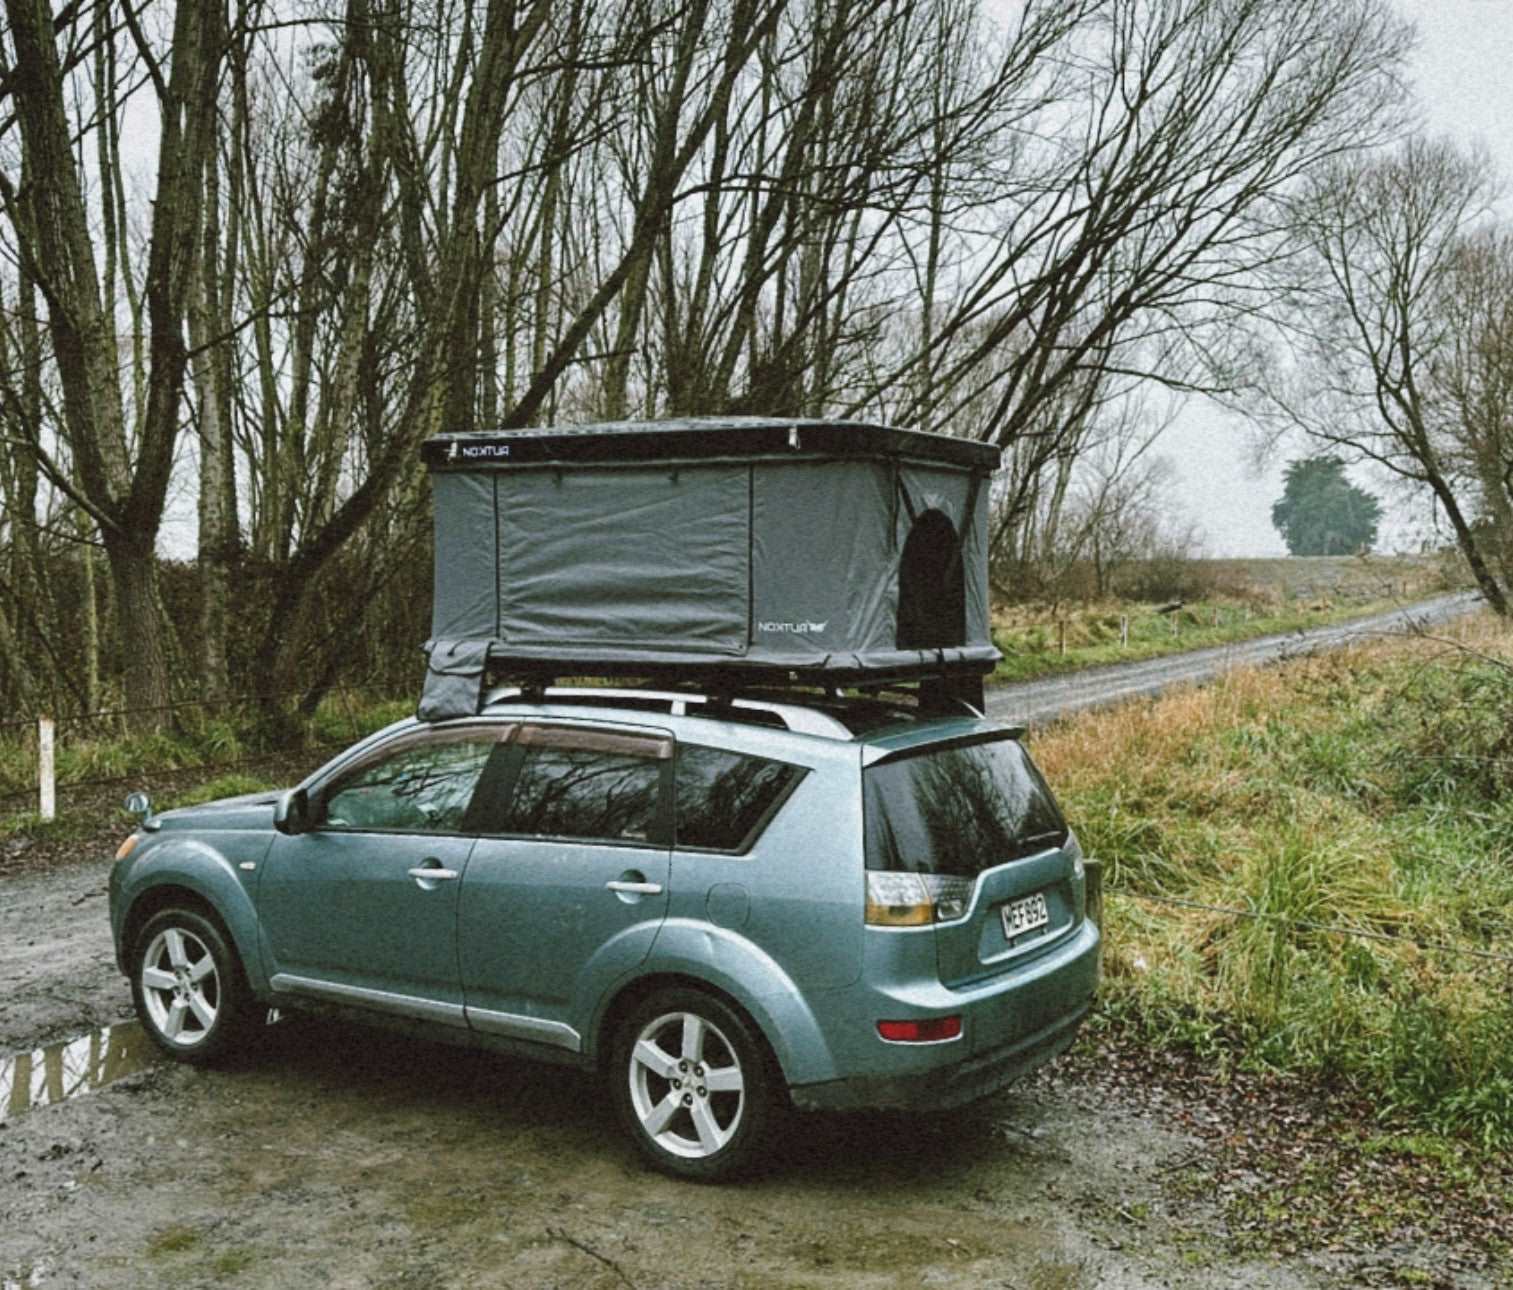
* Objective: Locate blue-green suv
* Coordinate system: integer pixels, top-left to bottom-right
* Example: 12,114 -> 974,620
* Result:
110,687 -> 1101,1180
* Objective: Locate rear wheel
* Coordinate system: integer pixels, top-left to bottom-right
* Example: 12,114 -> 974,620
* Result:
131,908 -> 253,1065
611,989 -> 778,1181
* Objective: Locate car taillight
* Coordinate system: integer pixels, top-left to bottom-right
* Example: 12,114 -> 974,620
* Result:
864,872 -> 974,925
1084,857 -> 1103,928
877,1016 -> 962,1043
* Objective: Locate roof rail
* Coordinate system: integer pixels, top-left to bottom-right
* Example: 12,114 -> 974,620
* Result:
481,684 -> 859,740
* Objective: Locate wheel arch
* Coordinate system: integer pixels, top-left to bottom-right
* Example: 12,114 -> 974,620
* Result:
591,963 -> 837,1090
119,881 -> 261,995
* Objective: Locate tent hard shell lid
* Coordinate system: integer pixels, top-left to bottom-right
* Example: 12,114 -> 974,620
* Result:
419,417 -> 1002,720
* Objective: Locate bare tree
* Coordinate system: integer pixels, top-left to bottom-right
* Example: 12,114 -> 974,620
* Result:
862,0 -> 1410,523
0,0 -> 1418,715
0,0 -> 227,716
1434,227 -> 1513,593
1272,136 -> 1508,615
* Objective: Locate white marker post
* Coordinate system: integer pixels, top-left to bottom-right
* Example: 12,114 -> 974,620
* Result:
38,716 -> 56,821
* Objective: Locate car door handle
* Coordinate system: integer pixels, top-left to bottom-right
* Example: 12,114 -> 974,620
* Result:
408,866 -> 460,881
605,880 -> 663,895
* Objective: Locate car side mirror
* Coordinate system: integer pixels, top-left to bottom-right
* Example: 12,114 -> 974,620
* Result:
273,787 -> 312,836
124,791 -> 152,823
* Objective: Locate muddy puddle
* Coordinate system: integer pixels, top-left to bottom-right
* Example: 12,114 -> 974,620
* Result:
0,1021 -> 158,1122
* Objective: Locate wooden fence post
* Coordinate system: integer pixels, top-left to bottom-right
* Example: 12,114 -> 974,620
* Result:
1058,621 -> 1067,656
1120,615 -> 1129,648
38,716 -> 55,821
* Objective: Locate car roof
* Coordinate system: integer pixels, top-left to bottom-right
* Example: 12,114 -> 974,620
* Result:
300,687 -> 1024,791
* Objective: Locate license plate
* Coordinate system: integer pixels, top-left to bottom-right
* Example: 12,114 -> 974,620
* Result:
1001,892 -> 1049,941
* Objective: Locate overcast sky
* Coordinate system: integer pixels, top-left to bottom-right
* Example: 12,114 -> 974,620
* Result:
1175,0 -> 1513,555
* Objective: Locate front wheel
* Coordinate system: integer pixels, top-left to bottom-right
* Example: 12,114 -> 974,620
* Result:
610,989 -> 779,1181
131,908 -> 253,1065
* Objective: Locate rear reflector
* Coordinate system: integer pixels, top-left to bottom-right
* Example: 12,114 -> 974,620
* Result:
877,1016 -> 962,1043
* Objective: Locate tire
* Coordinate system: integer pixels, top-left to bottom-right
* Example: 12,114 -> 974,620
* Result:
610,988 -> 779,1182
130,907 -> 254,1065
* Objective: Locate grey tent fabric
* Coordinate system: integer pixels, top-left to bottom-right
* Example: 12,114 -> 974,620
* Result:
421,418 -> 1001,701
431,473 -> 498,640
498,466 -> 750,652
750,460 -> 893,666
418,638 -> 492,721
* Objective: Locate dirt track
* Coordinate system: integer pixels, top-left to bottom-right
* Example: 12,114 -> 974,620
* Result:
1,596 -> 1501,1288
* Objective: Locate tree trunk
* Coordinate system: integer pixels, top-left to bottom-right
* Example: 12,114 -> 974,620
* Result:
78,511 -> 100,713
104,538 -> 173,716
1425,469 -> 1509,616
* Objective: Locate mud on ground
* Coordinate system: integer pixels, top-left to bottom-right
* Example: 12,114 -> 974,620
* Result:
2,844 -> 1506,1289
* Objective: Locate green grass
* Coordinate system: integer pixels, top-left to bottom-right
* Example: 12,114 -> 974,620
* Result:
1034,614 -> 1513,1148
0,691 -> 412,804
161,773 -> 281,811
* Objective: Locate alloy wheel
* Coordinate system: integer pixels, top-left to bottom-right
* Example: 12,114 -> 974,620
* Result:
139,926 -> 221,1047
626,1010 -> 747,1160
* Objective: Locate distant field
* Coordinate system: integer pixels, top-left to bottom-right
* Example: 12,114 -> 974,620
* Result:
1199,552 -> 1457,606
989,554 -> 1467,684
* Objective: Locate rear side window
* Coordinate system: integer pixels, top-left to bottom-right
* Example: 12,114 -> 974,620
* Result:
499,726 -> 667,844
864,737 -> 1067,878
675,745 -> 805,853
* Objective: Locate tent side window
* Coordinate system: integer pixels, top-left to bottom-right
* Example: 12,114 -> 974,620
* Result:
896,509 -> 965,649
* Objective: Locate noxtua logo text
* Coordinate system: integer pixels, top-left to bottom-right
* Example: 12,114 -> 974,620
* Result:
446,441 -> 511,461
757,619 -> 829,634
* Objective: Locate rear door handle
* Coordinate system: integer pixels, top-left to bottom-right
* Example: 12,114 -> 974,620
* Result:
408,866 -> 460,883
606,880 -> 663,895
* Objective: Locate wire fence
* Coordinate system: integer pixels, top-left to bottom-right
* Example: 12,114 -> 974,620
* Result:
0,682 -> 406,810
6,710 -> 1511,811
3,717 -> 1510,973
992,590 -> 1484,668
0,743 -> 357,808
0,679 -> 392,734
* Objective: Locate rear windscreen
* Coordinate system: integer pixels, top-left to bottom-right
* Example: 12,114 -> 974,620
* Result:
864,737 -> 1068,877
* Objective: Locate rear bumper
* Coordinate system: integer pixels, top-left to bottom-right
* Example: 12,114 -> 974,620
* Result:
788,916 -> 1100,1112
789,998 -> 1091,1112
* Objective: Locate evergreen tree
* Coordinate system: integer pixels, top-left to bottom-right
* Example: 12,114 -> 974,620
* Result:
1271,457 -> 1383,555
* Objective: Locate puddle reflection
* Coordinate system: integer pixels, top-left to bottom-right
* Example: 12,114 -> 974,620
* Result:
0,1022 -> 156,1121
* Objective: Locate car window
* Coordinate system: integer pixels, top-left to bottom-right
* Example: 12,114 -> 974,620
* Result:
864,736 -> 1068,878
675,745 -> 806,853
322,732 -> 502,834
499,727 -> 668,844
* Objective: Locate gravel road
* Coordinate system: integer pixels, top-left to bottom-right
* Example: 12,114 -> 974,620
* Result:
985,592 -> 1482,727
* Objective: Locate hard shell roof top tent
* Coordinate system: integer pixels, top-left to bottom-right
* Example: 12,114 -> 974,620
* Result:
419,417 -> 1001,720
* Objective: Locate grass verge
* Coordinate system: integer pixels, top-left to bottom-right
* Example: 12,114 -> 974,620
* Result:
1032,610 -> 1513,1148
